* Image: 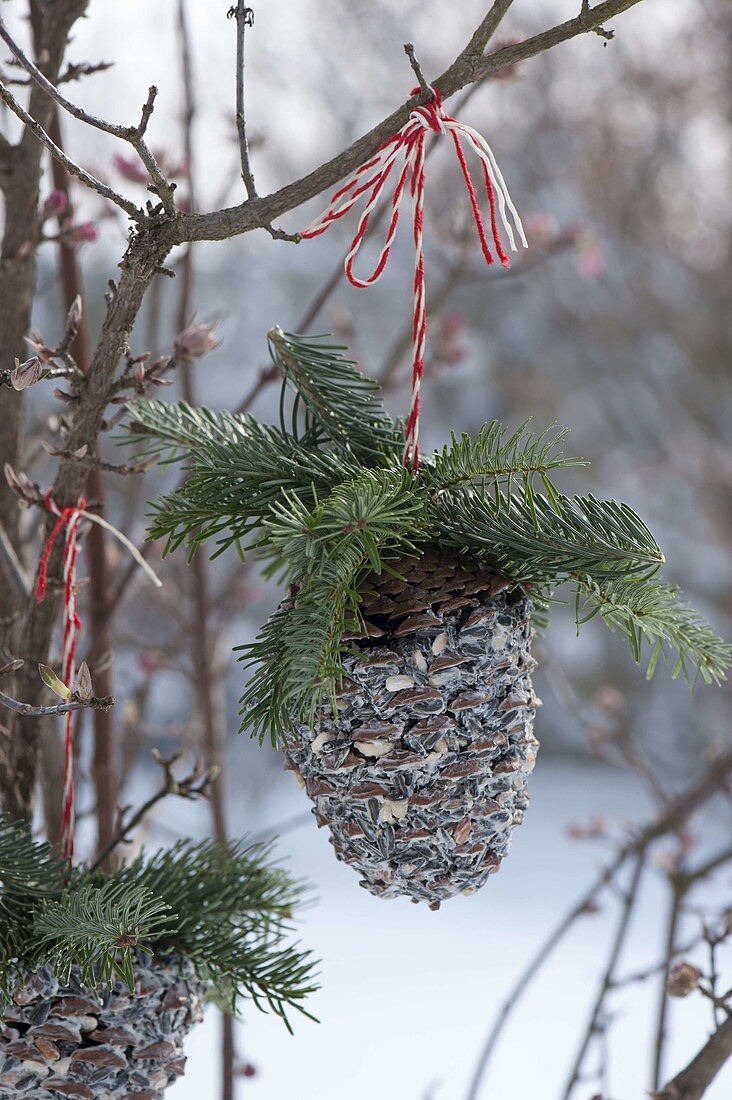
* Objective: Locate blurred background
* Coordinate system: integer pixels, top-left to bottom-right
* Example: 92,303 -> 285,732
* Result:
3,0 -> 731,1096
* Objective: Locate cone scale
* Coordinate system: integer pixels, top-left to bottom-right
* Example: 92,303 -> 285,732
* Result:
0,955 -> 205,1098
284,549 -> 539,908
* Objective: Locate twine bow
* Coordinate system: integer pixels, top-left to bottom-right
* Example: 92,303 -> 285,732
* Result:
35,492 -> 85,862
302,85 -> 527,468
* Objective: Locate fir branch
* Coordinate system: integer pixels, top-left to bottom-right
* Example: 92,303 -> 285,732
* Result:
267,328 -> 402,460
0,820 -> 64,993
260,466 -> 427,581
116,838 -> 318,1027
433,484 -> 664,583
0,817 -> 63,898
32,880 -> 175,990
126,399 -> 359,557
424,420 -> 585,492
575,576 -> 731,686
124,397 -> 256,463
240,468 -> 428,741
239,587 -> 349,744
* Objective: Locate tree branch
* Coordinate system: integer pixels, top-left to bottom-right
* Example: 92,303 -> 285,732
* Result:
657,1015 -> 732,1100
229,1 -> 256,198
0,686 -> 113,718
463,0 -> 517,63
169,0 -> 646,244
0,517 -> 31,599
89,751 -> 217,871
465,746 -> 732,1100
0,76 -> 143,220
0,16 -> 175,213
561,853 -> 647,1100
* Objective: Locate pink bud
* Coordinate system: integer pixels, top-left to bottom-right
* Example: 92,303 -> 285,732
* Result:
42,189 -> 68,220
487,35 -> 525,81
667,962 -> 702,999
113,152 -> 150,184
174,320 -> 222,360
65,221 -> 99,246
433,311 -> 467,370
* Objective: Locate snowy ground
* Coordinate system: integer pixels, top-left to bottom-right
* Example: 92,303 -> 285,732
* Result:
165,758 -> 732,1100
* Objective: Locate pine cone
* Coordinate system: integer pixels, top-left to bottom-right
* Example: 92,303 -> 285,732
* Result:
0,954 -> 205,1098
284,548 -> 539,908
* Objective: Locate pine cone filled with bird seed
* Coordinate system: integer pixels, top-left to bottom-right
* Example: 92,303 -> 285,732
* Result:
284,548 -> 539,908
0,954 -> 205,1098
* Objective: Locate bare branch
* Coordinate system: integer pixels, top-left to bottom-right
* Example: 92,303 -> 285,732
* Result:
226,2 -> 299,242
653,882 -> 686,1089
0,76 -> 143,220
0,517 -> 30,599
170,0 -> 644,245
0,17 -> 174,214
561,854 -> 647,1100
229,1 -> 257,198
657,1015 -> 732,1100
89,750 -> 218,871
463,0 -> 517,62
404,43 -> 431,97
0,686 -> 113,718
465,747 -> 732,1100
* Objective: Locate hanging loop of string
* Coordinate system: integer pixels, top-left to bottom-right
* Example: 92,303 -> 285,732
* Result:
35,492 -> 85,863
302,85 -> 527,469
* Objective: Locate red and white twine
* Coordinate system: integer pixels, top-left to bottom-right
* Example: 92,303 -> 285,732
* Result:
35,493 -> 85,862
302,86 -> 527,468
32,492 -> 160,863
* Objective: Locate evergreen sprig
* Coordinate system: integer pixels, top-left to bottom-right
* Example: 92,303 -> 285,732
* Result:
124,330 -> 730,739
114,838 -> 317,1028
433,484 -> 664,582
575,576 -> 731,686
241,467 -> 429,741
0,819 -> 318,1027
127,401 -> 358,559
267,327 -> 403,460
425,420 -> 585,492
32,880 -> 175,991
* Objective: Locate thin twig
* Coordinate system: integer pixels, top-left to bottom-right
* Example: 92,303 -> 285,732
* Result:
0,77 -> 142,220
465,748 -> 732,1100
0,17 -> 175,213
227,2 -> 299,242
41,444 -> 156,477
0,687 -> 113,718
174,15 -> 237,1094
0,517 -> 31,599
653,881 -> 685,1089
230,1 -> 256,198
89,751 -> 217,871
561,854 -> 647,1100
681,844 -> 732,887
404,43 -> 432,96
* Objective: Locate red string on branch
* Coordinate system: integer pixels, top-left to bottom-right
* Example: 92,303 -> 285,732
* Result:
302,86 -> 527,469
35,491 -> 86,863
